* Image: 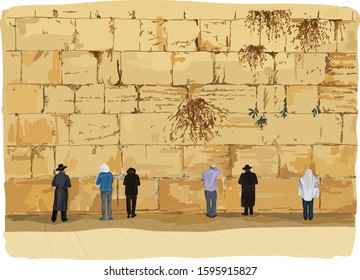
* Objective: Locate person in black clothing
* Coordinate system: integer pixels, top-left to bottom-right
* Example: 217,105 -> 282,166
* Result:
238,164 -> 258,216
123,167 -> 141,218
51,164 -> 71,222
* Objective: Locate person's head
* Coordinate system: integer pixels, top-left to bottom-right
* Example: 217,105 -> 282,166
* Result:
99,163 -> 110,173
210,164 -> 216,170
127,167 -> 136,174
242,164 -> 252,172
304,169 -> 313,176
56,163 -> 67,173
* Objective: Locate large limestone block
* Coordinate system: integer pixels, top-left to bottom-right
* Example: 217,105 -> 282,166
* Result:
287,86 -> 318,113
17,114 -> 69,146
319,86 -> 357,113
68,178 -> 101,212
98,51 -> 121,85
314,113 -> 343,144
342,114 -> 357,145
215,52 -> 275,85
3,114 -> 18,145
1,17 -> 16,51
4,84 -> 43,114
2,52 -> 21,84
257,85 -> 286,113
279,146 -> 313,178
229,19 -> 260,51
139,19 -> 167,51
200,20 -> 230,51
4,147 -> 32,179
121,52 -> 172,84
319,178 -> 356,213
230,145 -> 279,178
139,85 -> 187,113
190,85 -> 257,113
313,145 -> 356,177
22,51 -> 61,84
75,19 -> 114,50
16,18 -> 76,50
260,28 -> 286,53
223,179 -> 241,211
172,52 -> 215,85
135,179 -> 159,210
184,145 -> 231,178
323,53 -> 358,86
75,84 -> 105,114
31,146 -> 55,178
62,51 -> 97,85
337,21 -> 358,53
44,85 -> 75,114
69,114 -> 120,145
56,145 -> 121,178
105,86 -> 138,113
122,145 -> 182,178
113,19 -> 140,51
5,178 -> 54,213
276,53 -> 327,85
165,20 -> 199,51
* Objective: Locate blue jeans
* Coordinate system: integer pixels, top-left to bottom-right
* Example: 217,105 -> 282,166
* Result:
205,191 -> 217,217
101,191 -> 112,218
302,199 -> 314,220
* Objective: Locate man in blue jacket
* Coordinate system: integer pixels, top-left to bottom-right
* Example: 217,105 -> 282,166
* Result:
96,163 -> 114,220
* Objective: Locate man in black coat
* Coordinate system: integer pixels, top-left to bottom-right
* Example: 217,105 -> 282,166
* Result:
51,164 -> 71,222
238,164 -> 258,216
123,167 -> 141,218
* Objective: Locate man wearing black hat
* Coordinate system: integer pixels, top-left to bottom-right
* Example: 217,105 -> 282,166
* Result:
123,167 -> 141,218
238,164 -> 258,216
51,164 -> 71,222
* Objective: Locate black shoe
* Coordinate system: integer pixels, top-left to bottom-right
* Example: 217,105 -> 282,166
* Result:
206,214 -> 211,218
131,214 -> 137,218
51,219 -> 56,222
62,219 -> 68,222
127,215 -> 130,218
210,215 -> 217,218
242,213 -> 248,216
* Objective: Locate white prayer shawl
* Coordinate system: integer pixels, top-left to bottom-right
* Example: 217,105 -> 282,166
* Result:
95,163 -> 110,188
298,169 -> 319,201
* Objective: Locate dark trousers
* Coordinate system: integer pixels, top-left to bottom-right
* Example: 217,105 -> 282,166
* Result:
244,206 -> 254,215
52,210 -> 67,222
126,195 -> 137,215
302,199 -> 314,220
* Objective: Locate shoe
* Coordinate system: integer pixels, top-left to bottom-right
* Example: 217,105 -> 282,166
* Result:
131,214 -> 137,218
99,217 -> 106,221
206,214 -> 211,218
242,213 -> 248,216
51,219 -> 56,223
127,215 -> 130,218
108,217 -> 113,220
210,215 -> 217,218
62,219 -> 68,222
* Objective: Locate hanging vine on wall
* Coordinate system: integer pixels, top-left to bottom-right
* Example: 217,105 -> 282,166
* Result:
248,104 -> 259,119
238,45 -> 266,71
280,97 -> 288,118
255,116 -> 267,129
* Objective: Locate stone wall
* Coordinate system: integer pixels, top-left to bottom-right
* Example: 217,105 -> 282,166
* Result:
1,2 -> 358,214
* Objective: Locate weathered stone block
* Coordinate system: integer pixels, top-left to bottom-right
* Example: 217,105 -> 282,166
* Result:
4,84 -> 43,114
314,114 -> 343,144
69,114 -> 120,145
139,85 -> 187,113
105,86 -> 138,114
337,21 -> 358,53
287,86 -> 319,113
75,19 -> 114,50
31,146 -> 55,177
323,53 -> 358,86
17,114 -> 69,146
184,145 -> 231,178
44,85 -> 75,114
22,51 -> 61,84
113,19 -> 140,51
121,52 -> 172,85
279,145 -> 313,178
122,145 -> 182,178
1,18 -> 16,51
165,20 -> 199,51
257,85 -> 286,113
3,114 -> 18,145
2,52 -> 21,84
200,20 -> 230,51
229,19 -> 260,51
342,114 -> 357,145
68,178 -> 102,212
4,147 -> 32,179
75,84 -> 105,114
56,145 -> 121,178
139,19 -> 166,51
172,52 -> 215,85
135,180 -> 158,210
16,18 -> 76,50
98,51 -> 121,85
223,179 -> 241,211
319,86 -> 357,113
62,51 -> 97,85
313,145 -> 356,177
190,85 -> 257,113
230,145 -> 278,177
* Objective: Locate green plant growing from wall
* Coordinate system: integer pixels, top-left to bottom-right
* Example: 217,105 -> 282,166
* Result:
238,45 -> 266,70
280,97 -> 288,118
248,105 -> 259,119
312,105 -> 321,117
256,115 -> 267,129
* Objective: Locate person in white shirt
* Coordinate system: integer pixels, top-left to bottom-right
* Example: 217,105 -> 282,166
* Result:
202,164 -> 222,218
298,169 -> 319,220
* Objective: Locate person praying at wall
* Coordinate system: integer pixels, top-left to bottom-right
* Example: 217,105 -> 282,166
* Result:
298,169 -> 319,220
51,164 -> 71,222
238,164 -> 258,216
96,163 -> 114,221
202,164 -> 222,218
123,167 -> 141,218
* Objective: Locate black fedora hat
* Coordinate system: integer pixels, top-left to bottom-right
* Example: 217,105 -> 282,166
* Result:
242,164 -> 252,170
127,167 -> 136,174
56,164 -> 67,171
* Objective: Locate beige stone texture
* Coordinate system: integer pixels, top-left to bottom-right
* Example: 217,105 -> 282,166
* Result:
257,85 -> 286,113
44,85 -> 75,114
136,180 -> 158,210
17,114 -> 69,146
31,146 -> 55,178
320,178 -> 356,213
1,17 -> 16,51
105,86 -> 138,114
313,145 -> 357,177
184,145 -> 231,178
276,53 -> 327,85
165,20 -> 199,51
279,145 -> 313,178
98,51 -> 121,85
68,178 -> 102,212
172,52 -> 215,85
139,85 -> 187,113
62,51 -> 97,85
337,21 -> 358,53
113,19 -> 140,51
215,52 -> 275,85
22,51 -> 61,84
190,85 -> 257,113
315,113 -> 343,144
121,52 -> 172,85
16,18 -> 76,51
75,19 -> 114,51
4,84 -> 43,114
230,145 -> 279,177
287,86 -> 319,113
139,19 -> 166,51
2,51 -> 21,84
229,19 -> 260,51
260,29 -> 286,53
342,114 -> 357,145
323,53 -> 358,86
3,114 -> 18,145
69,114 -> 119,145
319,86 -> 357,113
56,145 -> 121,178
223,178 -> 241,211
75,84 -> 105,114
4,147 -> 32,179
122,145 -> 182,178
200,20 -> 230,51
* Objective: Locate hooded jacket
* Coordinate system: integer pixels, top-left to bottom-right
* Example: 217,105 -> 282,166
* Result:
96,164 -> 114,193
